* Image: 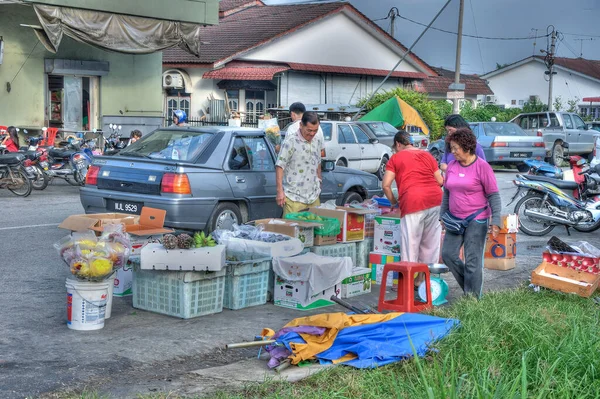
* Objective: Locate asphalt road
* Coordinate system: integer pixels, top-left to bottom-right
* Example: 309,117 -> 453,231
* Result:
0,171 -> 595,398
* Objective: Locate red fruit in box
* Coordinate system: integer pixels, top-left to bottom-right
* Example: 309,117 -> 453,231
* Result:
582,260 -> 590,267
551,254 -> 560,262
572,255 -> 579,261
543,253 -> 552,262
562,255 -> 571,262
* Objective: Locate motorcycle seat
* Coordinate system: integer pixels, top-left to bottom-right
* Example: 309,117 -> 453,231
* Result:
21,151 -> 39,161
525,174 -> 579,190
0,153 -> 25,165
49,148 -> 76,159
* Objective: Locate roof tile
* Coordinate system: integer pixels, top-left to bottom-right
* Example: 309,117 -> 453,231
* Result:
422,67 -> 493,96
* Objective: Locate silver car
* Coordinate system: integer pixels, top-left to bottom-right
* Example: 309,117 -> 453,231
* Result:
469,122 -> 546,172
80,127 -> 383,232
510,112 -> 598,165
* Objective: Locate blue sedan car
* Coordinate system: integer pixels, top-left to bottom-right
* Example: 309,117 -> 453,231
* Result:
428,122 -> 545,171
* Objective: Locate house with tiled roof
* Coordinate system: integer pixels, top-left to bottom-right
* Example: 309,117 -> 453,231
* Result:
419,67 -> 493,104
162,0 -> 492,124
480,56 -> 600,118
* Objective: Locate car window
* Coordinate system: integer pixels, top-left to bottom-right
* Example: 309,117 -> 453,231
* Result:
528,115 -> 539,129
320,122 -> 332,141
338,125 -> 357,144
120,130 -> 213,162
352,125 -> 371,144
229,136 -> 275,171
363,122 -> 397,137
482,123 -> 523,136
572,114 -> 586,130
518,117 -> 528,129
469,123 -> 480,137
563,114 -> 573,129
549,113 -> 560,127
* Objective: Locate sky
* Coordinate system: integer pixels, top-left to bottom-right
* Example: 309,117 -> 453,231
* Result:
263,0 -> 600,75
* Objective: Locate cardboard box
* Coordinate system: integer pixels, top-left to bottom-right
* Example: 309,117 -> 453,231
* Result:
309,207 -> 376,242
255,218 -> 322,248
531,262 -> 600,298
373,214 -> 401,255
370,263 -> 399,287
59,213 -> 139,232
140,243 -> 226,272
313,234 -> 337,246
114,259 -> 135,296
274,275 -> 340,310
498,214 -> 519,234
485,233 -> 516,259
341,267 -> 372,298
120,207 -> 173,236
485,257 -> 516,271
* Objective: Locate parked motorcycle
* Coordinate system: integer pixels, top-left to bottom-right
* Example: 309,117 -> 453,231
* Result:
509,163 -> 600,236
20,136 -> 50,190
0,152 -> 33,197
103,131 -> 128,155
41,140 -> 93,186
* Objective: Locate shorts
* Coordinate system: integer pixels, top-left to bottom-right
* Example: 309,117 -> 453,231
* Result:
283,197 -> 320,216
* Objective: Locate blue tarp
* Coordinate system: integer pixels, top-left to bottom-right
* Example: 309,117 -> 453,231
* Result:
276,313 -> 460,369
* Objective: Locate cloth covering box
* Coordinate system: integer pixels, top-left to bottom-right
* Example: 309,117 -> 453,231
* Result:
341,267 -> 372,298
531,261 -> 600,298
140,243 -> 226,272
485,233 -> 516,259
255,218 -> 322,248
373,213 -> 401,255
309,207 -> 377,242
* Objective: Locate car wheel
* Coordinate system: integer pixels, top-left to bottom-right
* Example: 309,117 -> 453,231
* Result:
208,202 -> 242,233
516,163 -> 530,173
336,158 -> 347,167
376,156 -> 389,180
551,142 -> 564,166
341,191 -> 363,205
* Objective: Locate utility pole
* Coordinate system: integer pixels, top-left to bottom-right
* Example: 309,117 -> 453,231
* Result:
545,28 -> 557,111
452,0 -> 465,114
388,7 -> 398,38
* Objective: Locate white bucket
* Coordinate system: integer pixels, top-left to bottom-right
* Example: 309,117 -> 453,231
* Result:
65,278 -> 110,331
104,272 -> 116,319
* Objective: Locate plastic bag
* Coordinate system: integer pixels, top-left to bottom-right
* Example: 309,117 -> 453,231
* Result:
284,212 -> 341,236
570,241 -> 600,258
315,200 -> 337,210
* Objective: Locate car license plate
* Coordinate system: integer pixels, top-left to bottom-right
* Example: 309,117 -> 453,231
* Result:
510,152 -> 531,158
107,199 -> 143,215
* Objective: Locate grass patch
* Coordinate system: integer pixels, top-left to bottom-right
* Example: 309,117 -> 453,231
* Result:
219,287 -> 600,399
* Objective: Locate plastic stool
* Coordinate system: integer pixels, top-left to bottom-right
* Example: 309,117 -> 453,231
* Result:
378,261 -> 432,313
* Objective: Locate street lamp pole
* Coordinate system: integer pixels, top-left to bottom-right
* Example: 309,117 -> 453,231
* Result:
452,0 -> 465,114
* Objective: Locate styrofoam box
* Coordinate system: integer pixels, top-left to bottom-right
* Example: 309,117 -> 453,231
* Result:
223,256 -> 271,310
341,267 -> 372,298
132,267 -> 226,319
310,242 -> 357,266
140,243 -> 225,271
274,276 -> 340,310
130,234 -> 164,260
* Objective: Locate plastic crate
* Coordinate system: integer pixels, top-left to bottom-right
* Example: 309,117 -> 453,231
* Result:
310,242 -> 357,266
132,267 -> 226,319
223,256 -> 271,310
356,238 -> 374,268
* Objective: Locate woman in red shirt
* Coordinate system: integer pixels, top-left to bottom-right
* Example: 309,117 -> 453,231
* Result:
1,126 -> 20,152
382,130 -> 444,285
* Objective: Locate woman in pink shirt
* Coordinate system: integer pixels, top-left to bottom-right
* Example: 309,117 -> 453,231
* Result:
440,128 -> 501,298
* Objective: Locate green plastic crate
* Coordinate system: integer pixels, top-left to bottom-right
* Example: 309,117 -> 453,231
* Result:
223,256 -> 271,310
356,238 -> 374,268
132,267 -> 225,319
310,242 -> 357,266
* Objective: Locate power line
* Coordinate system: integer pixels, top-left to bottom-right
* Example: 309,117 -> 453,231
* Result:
468,0 -> 485,73
561,32 -> 600,38
375,10 -> 551,41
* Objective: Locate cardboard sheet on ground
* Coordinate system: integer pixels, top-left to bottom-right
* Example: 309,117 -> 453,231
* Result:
272,312 -> 459,368
272,253 -> 353,293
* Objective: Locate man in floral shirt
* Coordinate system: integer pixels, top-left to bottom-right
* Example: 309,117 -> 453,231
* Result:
276,111 -> 324,215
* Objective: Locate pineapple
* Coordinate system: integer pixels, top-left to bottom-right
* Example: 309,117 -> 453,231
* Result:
177,233 -> 194,249
162,234 -> 178,250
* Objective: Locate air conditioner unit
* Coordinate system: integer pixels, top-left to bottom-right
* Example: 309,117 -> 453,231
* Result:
163,73 -> 184,89
486,95 -> 497,103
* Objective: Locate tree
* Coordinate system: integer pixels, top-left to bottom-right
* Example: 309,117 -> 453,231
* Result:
553,95 -> 563,112
567,97 -> 580,113
523,97 -> 547,113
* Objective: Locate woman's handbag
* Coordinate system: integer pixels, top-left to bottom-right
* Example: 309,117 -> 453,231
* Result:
441,207 -> 488,235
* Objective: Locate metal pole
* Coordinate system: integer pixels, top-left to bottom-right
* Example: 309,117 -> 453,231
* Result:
226,340 -> 277,349
547,30 -> 557,112
352,0 -> 453,121
453,0 -> 465,114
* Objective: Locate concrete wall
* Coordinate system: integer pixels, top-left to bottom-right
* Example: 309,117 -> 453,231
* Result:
0,4 -> 164,128
240,12 -> 422,73
485,60 -> 600,109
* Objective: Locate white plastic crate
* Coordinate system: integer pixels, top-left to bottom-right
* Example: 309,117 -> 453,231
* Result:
132,267 -> 226,319
223,256 -> 271,310
356,238 -> 374,268
310,242 -> 357,266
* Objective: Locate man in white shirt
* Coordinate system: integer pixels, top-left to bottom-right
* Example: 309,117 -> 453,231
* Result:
285,102 -> 324,141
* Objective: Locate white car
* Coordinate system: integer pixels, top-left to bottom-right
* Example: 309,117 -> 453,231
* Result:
319,121 -> 392,180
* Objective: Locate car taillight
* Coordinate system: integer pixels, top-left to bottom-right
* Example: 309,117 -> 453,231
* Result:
321,149 -> 326,158
421,139 -> 428,147
161,173 -> 191,194
534,142 -> 545,147
491,142 -> 508,147
86,165 -> 100,185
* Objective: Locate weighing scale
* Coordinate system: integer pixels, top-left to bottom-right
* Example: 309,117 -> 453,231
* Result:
417,263 -> 450,306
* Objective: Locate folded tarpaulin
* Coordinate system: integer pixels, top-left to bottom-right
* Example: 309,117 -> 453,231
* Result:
33,5 -> 202,56
274,312 -> 460,368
